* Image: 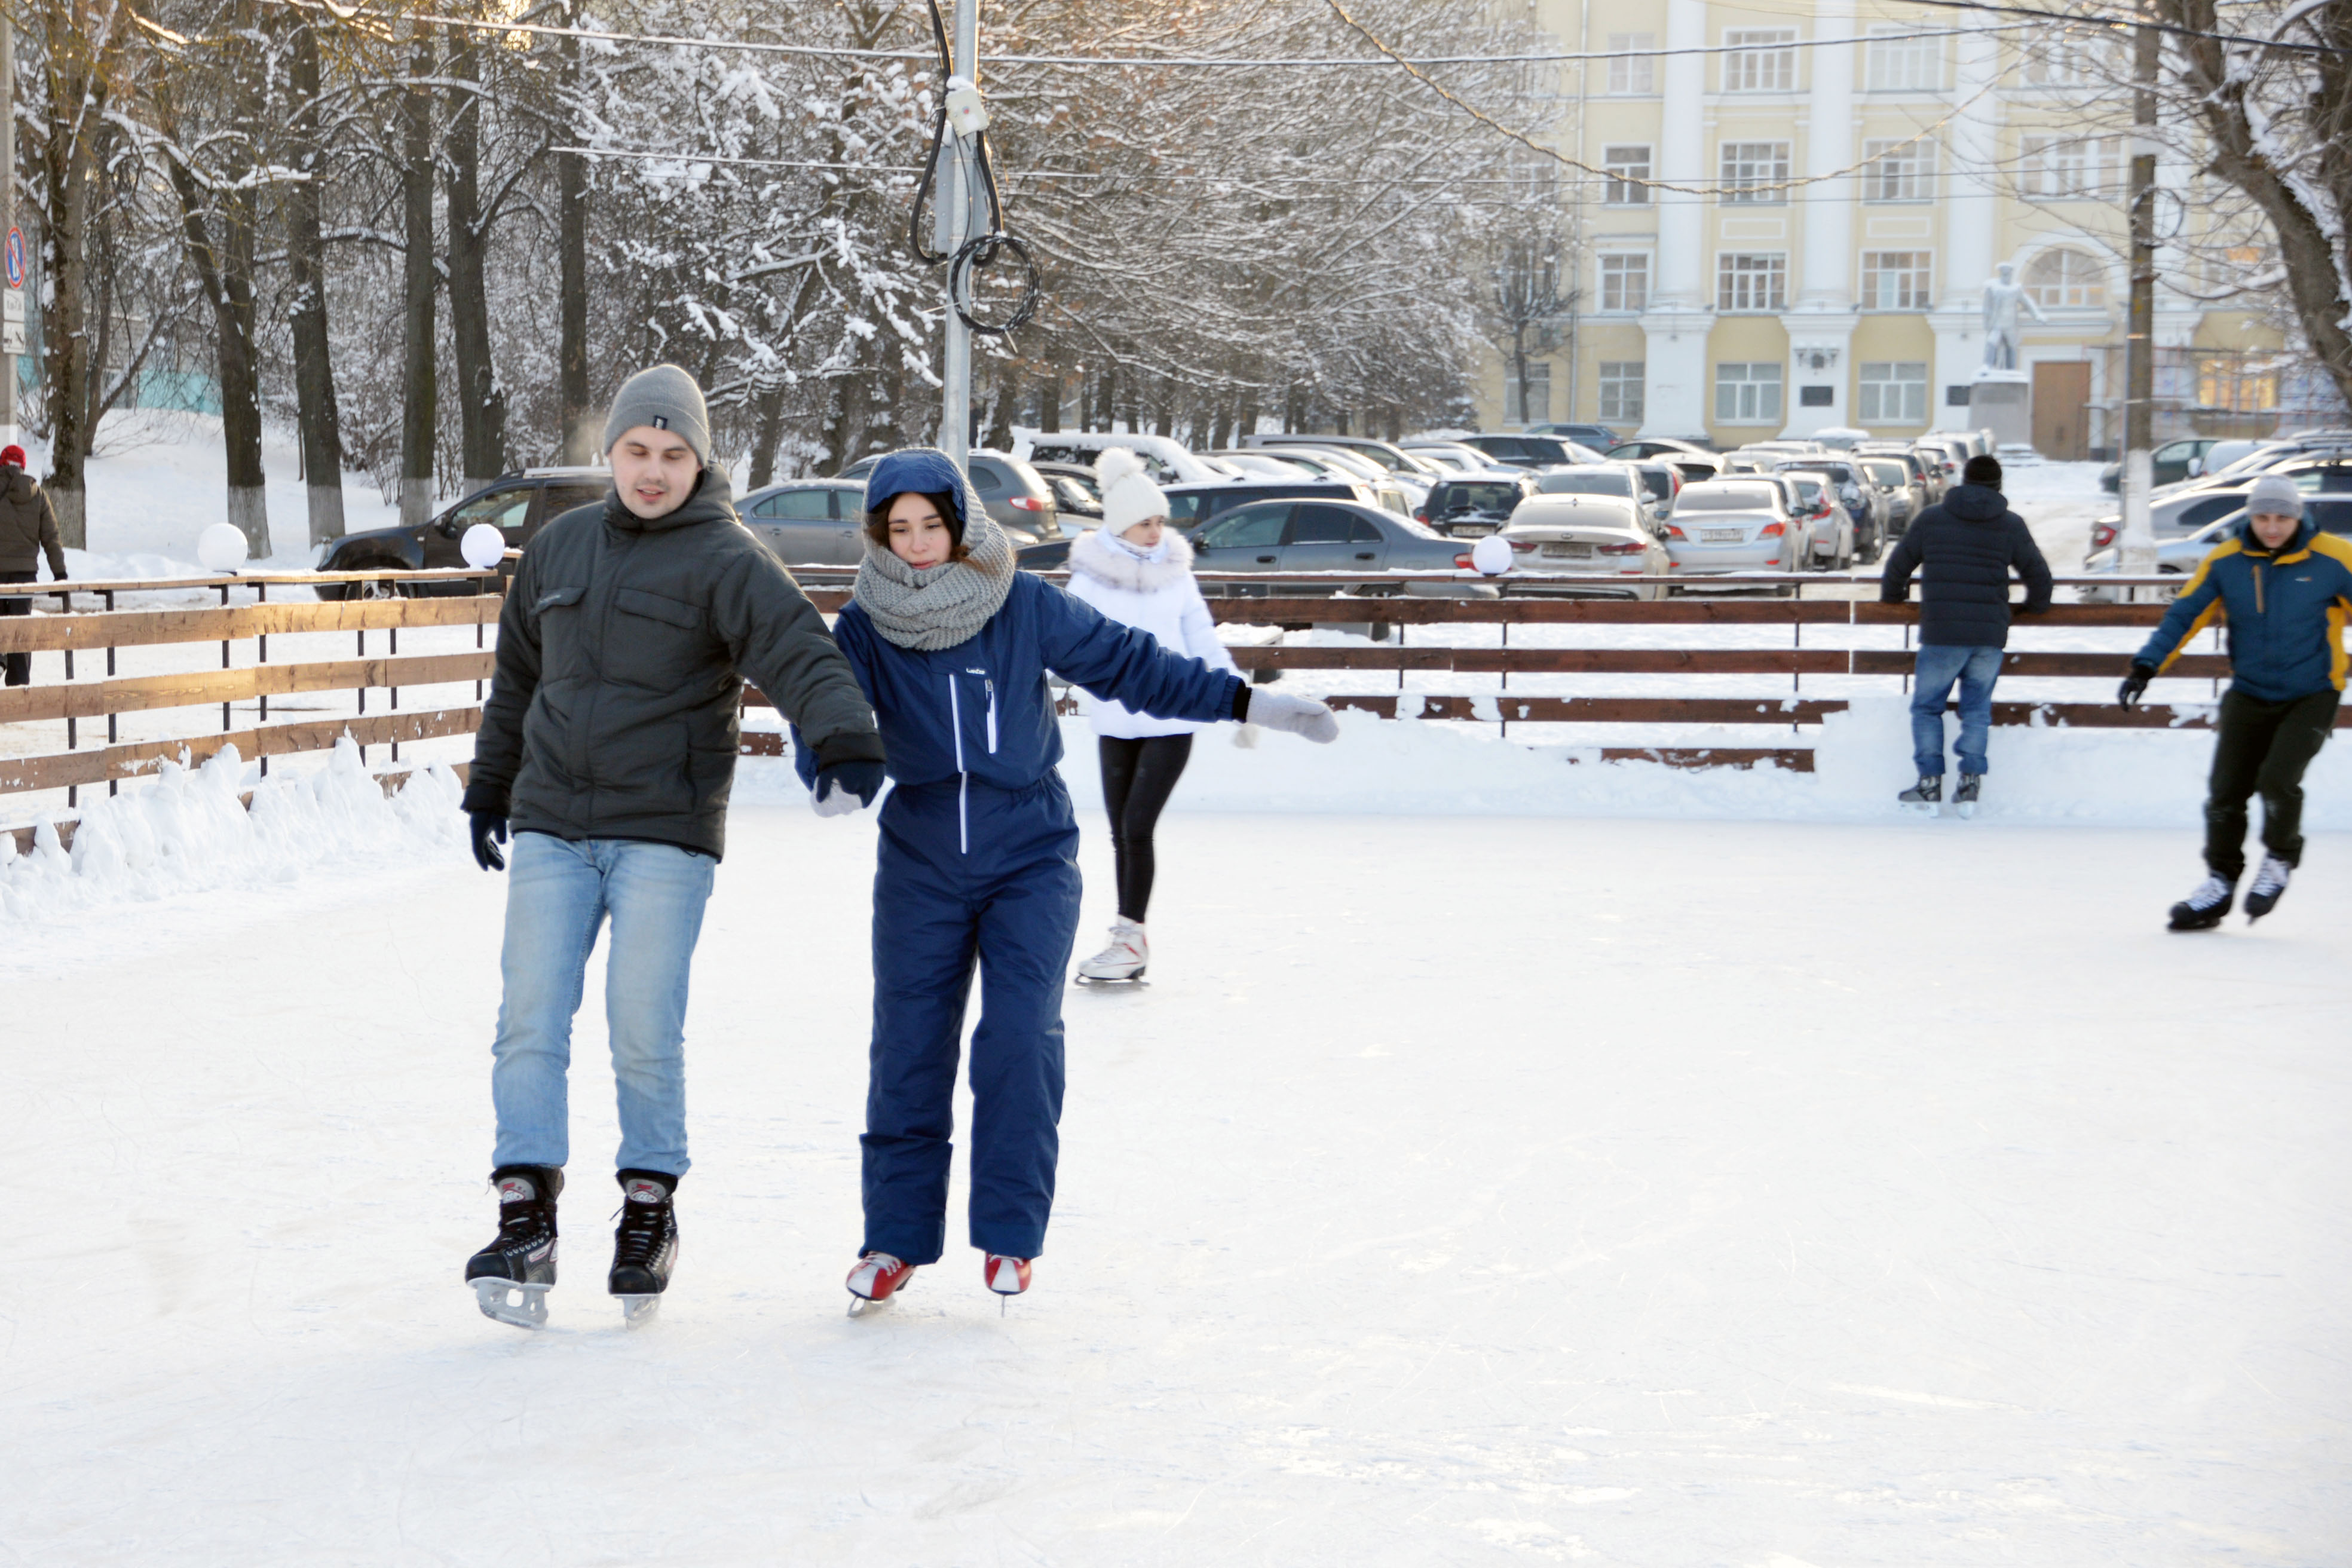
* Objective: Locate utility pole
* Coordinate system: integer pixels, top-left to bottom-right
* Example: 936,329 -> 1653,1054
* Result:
2118,4 -> 2160,587
1,16 -> 19,448
934,0 -> 978,467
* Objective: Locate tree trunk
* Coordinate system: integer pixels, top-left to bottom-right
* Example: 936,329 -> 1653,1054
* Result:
1209,403 -> 1233,450
748,379 -> 788,487
1235,391 -> 1260,442
445,22 -> 506,498
1039,375 -> 1060,433
985,379 -> 1015,450
556,5 -> 592,464
400,29 -> 438,527
285,13 -> 345,545
39,29 -> 103,550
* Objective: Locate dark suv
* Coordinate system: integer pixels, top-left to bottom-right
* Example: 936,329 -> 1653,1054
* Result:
1419,472 -> 1538,535
314,468 -> 608,598
1460,433 -> 1584,468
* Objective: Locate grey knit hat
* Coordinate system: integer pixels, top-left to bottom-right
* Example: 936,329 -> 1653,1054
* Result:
2246,473 -> 2304,519
603,364 -> 711,468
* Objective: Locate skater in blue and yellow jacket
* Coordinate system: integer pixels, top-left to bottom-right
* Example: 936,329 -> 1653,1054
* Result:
2122,473 -> 2352,928
798,448 -> 1339,1310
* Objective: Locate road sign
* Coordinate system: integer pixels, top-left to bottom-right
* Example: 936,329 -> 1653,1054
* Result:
2,290 -> 22,324
4,228 -> 23,291
2,321 -> 24,356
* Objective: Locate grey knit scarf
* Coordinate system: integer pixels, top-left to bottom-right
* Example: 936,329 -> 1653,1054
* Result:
852,502 -> 1017,651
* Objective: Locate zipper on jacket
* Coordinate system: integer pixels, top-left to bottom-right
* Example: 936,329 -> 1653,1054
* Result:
948,673 -> 969,855
2255,559 -> 2266,615
985,678 -> 999,754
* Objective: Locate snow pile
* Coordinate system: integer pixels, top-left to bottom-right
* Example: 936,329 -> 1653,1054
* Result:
0,738 -> 463,923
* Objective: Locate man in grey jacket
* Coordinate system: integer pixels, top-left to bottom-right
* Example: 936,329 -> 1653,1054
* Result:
0,443 -> 65,686
460,364 -> 885,1329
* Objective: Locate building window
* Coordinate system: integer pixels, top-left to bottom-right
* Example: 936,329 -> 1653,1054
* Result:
1606,33 -> 1656,95
1716,252 -> 1787,313
1603,145 -> 1653,206
1863,138 -> 1936,201
2022,135 -> 2115,200
1860,250 -> 1934,309
1722,29 -> 1798,92
1858,361 -> 1930,424
2198,357 -> 2278,414
1719,141 -> 1791,204
2022,246 -> 2106,308
2020,30 -> 2117,86
1715,363 -> 1784,424
1598,362 -> 1646,422
1503,362 -> 1552,426
1866,26 -> 1943,91
1598,253 -> 1650,313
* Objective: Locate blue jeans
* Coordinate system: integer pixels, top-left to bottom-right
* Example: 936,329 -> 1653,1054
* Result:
490,832 -> 715,1177
1910,644 -> 2004,776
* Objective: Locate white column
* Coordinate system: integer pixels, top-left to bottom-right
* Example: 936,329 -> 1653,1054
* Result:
1930,15 -> 2003,428
1637,0 -> 1713,436
1783,0 -> 1860,433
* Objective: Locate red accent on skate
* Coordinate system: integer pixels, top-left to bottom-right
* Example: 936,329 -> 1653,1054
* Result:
984,1254 -> 1033,1296
847,1251 -> 917,1303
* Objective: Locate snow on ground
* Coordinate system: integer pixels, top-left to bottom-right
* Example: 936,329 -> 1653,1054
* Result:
2,772 -> 2347,1565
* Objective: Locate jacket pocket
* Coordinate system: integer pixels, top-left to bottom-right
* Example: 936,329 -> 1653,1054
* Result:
535,584 -> 586,614
616,586 -> 704,629
613,586 -> 710,688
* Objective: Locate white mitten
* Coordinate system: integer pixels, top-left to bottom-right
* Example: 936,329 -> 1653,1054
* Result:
1246,690 -> 1339,744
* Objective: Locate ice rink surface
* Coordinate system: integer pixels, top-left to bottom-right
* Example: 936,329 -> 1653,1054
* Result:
5,801 -> 2348,1566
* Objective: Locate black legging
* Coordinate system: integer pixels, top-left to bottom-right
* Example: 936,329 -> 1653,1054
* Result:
1098,734 -> 1193,923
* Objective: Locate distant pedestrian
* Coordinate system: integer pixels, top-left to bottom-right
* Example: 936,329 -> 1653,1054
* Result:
2121,473 -> 2352,929
1063,448 -> 1244,983
1878,454 -> 2052,816
458,364 -> 885,1329
0,444 -> 65,687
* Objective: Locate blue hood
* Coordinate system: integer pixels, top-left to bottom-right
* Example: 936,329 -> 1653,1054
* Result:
863,448 -> 973,537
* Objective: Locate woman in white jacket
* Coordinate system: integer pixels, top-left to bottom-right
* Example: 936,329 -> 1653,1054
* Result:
1064,449 -> 1242,982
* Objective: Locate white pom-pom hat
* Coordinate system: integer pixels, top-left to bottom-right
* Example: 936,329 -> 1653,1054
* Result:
1095,446 -> 1172,533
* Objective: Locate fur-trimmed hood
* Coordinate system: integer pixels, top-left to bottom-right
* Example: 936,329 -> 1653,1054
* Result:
1067,525 -> 1195,592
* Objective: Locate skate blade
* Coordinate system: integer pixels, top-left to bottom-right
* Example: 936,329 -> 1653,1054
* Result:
847,1292 -> 893,1318
617,1293 -> 662,1327
473,1278 -> 551,1330
1956,801 -> 1977,820
1074,970 -> 1148,987
1899,801 -> 1939,817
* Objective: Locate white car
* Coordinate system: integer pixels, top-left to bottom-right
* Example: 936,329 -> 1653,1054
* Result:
1012,428 -> 1227,485
1658,479 -> 1814,577
1496,493 -> 1672,599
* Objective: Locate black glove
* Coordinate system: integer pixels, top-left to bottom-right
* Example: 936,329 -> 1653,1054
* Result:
2117,662 -> 2155,709
470,810 -> 509,871
811,759 -> 887,816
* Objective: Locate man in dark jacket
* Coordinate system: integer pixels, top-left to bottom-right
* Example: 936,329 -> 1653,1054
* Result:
2121,473 -> 2352,929
0,443 -> 65,687
458,363 -> 885,1330
1878,454 -> 2052,816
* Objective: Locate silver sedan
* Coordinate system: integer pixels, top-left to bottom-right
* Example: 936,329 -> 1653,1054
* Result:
1658,479 -> 1813,576
1496,494 -> 1671,599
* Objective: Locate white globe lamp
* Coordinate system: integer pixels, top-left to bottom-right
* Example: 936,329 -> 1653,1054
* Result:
460,523 -> 507,571
197,523 -> 249,574
1470,534 -> 1514,576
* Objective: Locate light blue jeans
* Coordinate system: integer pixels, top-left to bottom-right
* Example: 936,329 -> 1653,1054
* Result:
1910,644 -> 2005,777
490,832 -> 715,1177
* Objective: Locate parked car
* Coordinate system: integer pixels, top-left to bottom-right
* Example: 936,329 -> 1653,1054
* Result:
1497,493 -> 1671,598
1775,471 -> 1856,569
1774,458 -> 1886,556
2097,437 -> 2222,495
1608,438 -> 1726,484
1858,457 -> 1927,532
314,467 -> 608,598
1523,422 -> 1622,449
1010,428 -> 1227,484
2074,503 -> 2352,600
1163,478 -> 1382,535
2084,455 -> 2352,552
1398,440 -> 1494,473
1187,497 -> 1470,588
1251,446 -> 1414,514
1657,479 -> 1813,578
832,449 -> 1057,544
1457,433 -> 1602,469
1202,450 -> 1321,479
1418,470 -> 1539,536
1533,463 -> 1673,528
1236,431 -> 1448,482
1854,441 -> 1946,504
737,477 -> 872,565
1250,440 -> 1434,508
1025,460 -> 1106,528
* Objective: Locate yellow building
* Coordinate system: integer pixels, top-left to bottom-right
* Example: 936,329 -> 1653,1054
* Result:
1483,0 -> 2296,454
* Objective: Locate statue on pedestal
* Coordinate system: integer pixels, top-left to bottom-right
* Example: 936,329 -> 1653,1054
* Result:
1980,262 -> 2048,372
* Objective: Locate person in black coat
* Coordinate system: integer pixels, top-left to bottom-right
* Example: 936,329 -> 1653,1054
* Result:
1878,455 -> 2052,814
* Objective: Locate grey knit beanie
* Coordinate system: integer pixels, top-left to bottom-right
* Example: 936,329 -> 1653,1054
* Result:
2246,473 -> 2304,519
603,364 -> 711,468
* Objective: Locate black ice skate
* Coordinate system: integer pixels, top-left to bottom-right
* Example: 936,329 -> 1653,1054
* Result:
1898,774 -> 1942,815
466,1165 -> 562,1329
2168,874 -> 2237,932
2245,854 -> 2292,921
1953,773 -> 1983,819
608,1171 -> 678,1326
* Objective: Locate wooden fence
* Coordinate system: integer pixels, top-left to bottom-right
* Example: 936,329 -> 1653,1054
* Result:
0,566 -> 2226,822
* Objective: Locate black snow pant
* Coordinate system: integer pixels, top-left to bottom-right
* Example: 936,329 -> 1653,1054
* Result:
0,570 -> 32,686
2204,686 -> 2340,880
1097,733 -> 1193,923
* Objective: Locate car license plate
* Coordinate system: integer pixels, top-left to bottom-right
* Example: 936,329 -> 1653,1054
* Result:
1702,528 -> 1743,542
1541,543 -> 1591,559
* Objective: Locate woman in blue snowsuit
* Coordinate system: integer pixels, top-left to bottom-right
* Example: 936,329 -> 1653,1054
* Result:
798,449 -> 1336,1310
